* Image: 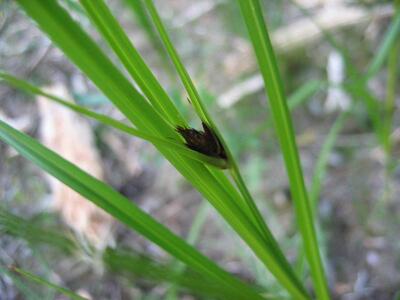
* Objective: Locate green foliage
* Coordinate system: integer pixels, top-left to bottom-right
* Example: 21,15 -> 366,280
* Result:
237,1 -> 329,298
123,0 -> 171,71
1,0 -> 397,299
0,208 -> 75,254
0,205 -> 245,299
11,267 -> 88,300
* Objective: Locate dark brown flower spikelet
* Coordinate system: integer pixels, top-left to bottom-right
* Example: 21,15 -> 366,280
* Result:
177,122 -> 227,159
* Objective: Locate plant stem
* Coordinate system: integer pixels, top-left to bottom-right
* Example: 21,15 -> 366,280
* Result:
384,5 -> 400,172
237,1 -> 330,298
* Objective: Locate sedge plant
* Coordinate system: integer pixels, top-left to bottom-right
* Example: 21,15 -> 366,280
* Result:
0,0 -> 337,298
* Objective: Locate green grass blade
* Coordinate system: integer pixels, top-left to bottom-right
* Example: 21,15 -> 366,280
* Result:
383,4 -> 400,161
78,0 -> 185,127
11,267 -> 88,300
123,0 -> 171,71
166,202 -> 210,300
309,112 -> 348,214
0,119 -> 264,300
0,208 -> 76,254
105,248 -> 243,300
262,79 -> 326,132
123,0 -> 159,46
365,8 -> 400,80
345,83 -> 383,142
237,1 -> 329,299
295,111 -> 348,278
141,0 -> 209,124
0,264 -> 42,300
288,80 -> 326,111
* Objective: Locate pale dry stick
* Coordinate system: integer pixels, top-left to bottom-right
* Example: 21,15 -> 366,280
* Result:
172,0 -> 224,28
273,5 -> 392,52
292,0 -> 343,9
217,4 -> 393,108
37,85 -> 114,250
218,74 -> 263,108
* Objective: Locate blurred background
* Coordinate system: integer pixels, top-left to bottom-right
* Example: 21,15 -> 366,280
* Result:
0,0 -> 399,299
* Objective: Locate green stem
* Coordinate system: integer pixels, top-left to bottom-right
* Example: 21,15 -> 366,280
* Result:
383,11 -> 400,170
237,1 -> 329,299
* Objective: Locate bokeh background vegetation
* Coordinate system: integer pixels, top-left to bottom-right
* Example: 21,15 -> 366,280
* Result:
0,0 -> 399,299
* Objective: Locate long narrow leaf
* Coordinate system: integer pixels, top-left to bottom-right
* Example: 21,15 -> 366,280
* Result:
142,0 -> 209,123
105,249 -> 245,300
123,0 -> 171,72
0,208 -> 75,254
383,4 -> 400,158
237,1 -> 329,299
0,264 -> 42,300
309,112 -> 348,213
296,111 -> 348,278
11,267 -> 88,300
288,80 -> 326,111
166,202 -> 210,299
365,9 -> 400,79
